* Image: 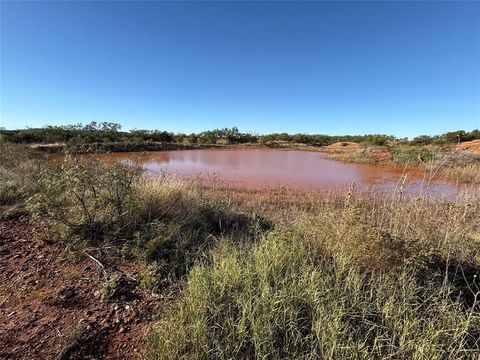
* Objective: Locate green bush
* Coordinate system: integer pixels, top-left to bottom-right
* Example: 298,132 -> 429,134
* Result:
138,261 -> 169,292
101,274 -> 124,299
29,158 -> 141,245
27,160 -> 270,278
390,146 -> 433,164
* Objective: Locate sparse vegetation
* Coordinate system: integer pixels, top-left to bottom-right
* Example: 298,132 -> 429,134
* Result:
146,189 -> 480,359
1,139 -> 479,358
101,274 -> 124,299
329,142 -> 480,184
1,147 -> 269,279
2,123 -> 478,153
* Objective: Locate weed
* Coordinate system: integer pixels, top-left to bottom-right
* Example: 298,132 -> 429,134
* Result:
101,274 -> 124,299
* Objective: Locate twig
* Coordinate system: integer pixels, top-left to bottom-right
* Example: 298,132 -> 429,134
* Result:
0,293 -> 12,308
83,248 -> 137,281
83,250 -> 108,281
117,270 -> 138,282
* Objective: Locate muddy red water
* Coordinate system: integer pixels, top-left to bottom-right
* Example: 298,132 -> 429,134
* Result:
90,149 -> 463,196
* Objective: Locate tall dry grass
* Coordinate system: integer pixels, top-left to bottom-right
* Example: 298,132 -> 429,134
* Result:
147,185 -> 480,359
128,177 -> 269,278
444,163 -> 480,184
148,229 -> 479,359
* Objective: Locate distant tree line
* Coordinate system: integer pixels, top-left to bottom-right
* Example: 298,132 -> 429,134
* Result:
0,122 -> 173,144
409,129 -> 480,146
0,122 -> 478,147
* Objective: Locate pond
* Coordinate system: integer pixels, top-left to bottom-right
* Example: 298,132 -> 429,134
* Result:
90,149 -> 461,196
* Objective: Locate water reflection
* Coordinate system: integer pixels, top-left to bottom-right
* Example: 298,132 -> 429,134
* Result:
95,149 -> 461,195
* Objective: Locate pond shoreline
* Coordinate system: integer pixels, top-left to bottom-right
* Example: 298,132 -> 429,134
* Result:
31,141 -> 327,154
34,141 -> 480,186
67,148 -> 466,197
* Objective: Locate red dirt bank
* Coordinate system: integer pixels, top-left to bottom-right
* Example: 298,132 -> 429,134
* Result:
0,219 -> 159,359
456,139 -> 480,155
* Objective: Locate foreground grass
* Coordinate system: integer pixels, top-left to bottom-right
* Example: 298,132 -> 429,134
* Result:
1,142 -> 479,358
147,190 -> 480,359
148,235 -> 478,359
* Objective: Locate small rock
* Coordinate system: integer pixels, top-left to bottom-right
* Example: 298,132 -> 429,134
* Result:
119,325 -> 130,333
59,286 -> 76,300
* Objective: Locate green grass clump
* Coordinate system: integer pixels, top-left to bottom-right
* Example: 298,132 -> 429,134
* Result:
0,180 -> 23,206
147,187 -> 480,359
147,228 -> 479,359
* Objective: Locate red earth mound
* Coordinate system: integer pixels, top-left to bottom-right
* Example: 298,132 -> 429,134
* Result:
456,139 -> 480,155
324,142 -> 360,153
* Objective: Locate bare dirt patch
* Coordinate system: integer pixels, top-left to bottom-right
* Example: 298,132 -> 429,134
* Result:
323,141 -> 360,154
456,139 -> 480,155
0,219 -> 160,359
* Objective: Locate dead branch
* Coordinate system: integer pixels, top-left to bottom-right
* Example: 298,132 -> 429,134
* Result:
83,251 -> 107,281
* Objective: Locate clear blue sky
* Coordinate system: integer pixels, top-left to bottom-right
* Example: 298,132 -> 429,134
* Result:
1,1 -> 479,137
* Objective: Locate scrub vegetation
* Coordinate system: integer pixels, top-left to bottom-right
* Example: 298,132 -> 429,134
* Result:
1,138 -> 479,359
329,143 -> 480,184
1,122 -> 478,149
2,123 -> 479,183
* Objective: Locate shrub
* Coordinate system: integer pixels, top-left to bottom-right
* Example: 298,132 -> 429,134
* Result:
29,158 -> 141,245
28,161 -> 270,278
0,142 -> 45,213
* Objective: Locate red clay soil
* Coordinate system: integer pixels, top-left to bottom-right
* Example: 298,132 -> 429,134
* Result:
0,219 -> 160,359
457,139 -> 480,155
